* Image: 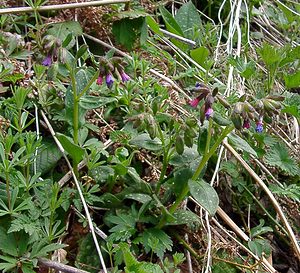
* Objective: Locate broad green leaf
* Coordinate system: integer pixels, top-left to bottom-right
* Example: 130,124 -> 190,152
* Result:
89,165 -> 114,184
115,10 -> 148,19
188,179 -> 219,215
173,167 -> 193,196
190,46 -> 209,67
175,1 -> 201,38
31,243 -> 66,258
112,17 -> 145,50
56,133 -> 85,164
34,139 -> 62,175
0,227 -> 18,256
94,193 -> 122,208
129,133 -> 162,151
248,238 -> 271,257
170,146 -> 198,166
79,96 -> 117,110
124,193 -> 152,204
228,133 -> 257,157
264,143 -> 299,176
159,6 -> 183,36
166,209 -> 200,227
213,112 -> 232,126
47,21 -> 82,46
146,16 -> 162,35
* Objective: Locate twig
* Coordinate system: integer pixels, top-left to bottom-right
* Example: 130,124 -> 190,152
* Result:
41,110 -> 108,273
159,28 -> 196,47
38,258 -> 91,273
251,155 -> 283,188
58,160 -> 86,187
0,0 -> 130,15
223,140 -> 300,260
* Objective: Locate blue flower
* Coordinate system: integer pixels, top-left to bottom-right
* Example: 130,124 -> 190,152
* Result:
205,107 -> 213,119
255,120 -> 263,133
42,55 -> 52,66
105,73 -> 114,88
121,71 -> 130,82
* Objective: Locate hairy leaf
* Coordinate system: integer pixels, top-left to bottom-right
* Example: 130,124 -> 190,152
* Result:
188,179 -> 219,215
264,143 -> 299,176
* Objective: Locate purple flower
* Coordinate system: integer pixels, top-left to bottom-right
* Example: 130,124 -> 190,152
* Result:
205,107 -> 213,119
121,71 -> 130,82
106,73 -> 114,88
255,121 -> 263,133
42,55 -> 52,66
189,96 -> 201,108
96,76 -> 103,86
243,119 -> 251,129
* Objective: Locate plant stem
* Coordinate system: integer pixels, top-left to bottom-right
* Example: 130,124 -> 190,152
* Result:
156,124 -> 234,229
5,171 -> 11,211
171,231 -> 203,262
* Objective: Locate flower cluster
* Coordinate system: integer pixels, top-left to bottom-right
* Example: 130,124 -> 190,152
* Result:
41,35 -> 63,67
96,56 -> 130,89
189,83 -> 214,121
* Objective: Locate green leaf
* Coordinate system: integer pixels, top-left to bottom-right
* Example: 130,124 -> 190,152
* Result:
166,209 -> 200,227
257,43 -> 283,67
269,183 -> 300,202
284,70 -> 300,89
173,167 -> 193,196
47,21 -> 82,45
248,238 -> 271,257
112,17 -> 146,50
175,1 -> 201,38
170,146 -> 198,166
34,139 -> 62,175
138,228 -> 172,260
188,179 -> 219,215
8,215 -> 40,237
228,133 -> 257,157
250,219 -> 273,238
89,166 -> 114,184
228,57 -> 256,79
146,16 -> 162,35
124,193 -> 152,204
0,227 -> 18,256
264,143 -> 299,176
129,133 -> 162,151
30,243 -> 66,258
159,6 -> 184,36
106,213 -> 136,241
79,96 -> 117,110
94,193 -> 122,208
56,133 -> 85,164
190,46 -> 209,67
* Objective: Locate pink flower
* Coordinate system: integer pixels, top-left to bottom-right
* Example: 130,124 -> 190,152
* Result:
189,97 -> 201,108
243,119 -> 250,129
96,76 -> 103,85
